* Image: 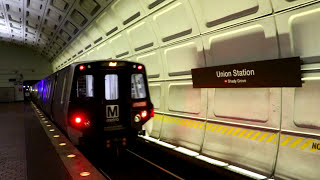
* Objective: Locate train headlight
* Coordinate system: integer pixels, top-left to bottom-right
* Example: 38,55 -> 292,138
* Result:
141,110 -> 148,119
134,114 -> 141,122
109,62 -> 117,67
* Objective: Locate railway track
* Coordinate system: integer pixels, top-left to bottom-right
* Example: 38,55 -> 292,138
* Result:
85,146 -> 183,180
80,138 -> 251,180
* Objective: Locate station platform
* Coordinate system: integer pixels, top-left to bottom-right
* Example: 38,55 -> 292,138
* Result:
0,102 -> 106,180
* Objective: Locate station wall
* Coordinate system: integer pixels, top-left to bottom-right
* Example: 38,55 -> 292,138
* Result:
52,0 -> 320,179
0,43 -> 51,87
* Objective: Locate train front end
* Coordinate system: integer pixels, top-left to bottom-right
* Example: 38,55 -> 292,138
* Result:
67,60 -> 153,149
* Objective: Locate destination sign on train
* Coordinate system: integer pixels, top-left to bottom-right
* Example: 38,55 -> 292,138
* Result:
191,57 -> 302,88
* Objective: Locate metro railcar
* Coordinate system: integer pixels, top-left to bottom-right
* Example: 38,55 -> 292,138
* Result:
31,60 -> 154,148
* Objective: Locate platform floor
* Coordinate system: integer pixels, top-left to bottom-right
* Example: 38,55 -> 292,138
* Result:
0,102 -> 71,180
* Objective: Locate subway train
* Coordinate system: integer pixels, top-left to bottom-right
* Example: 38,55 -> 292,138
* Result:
31,60 -> 154,148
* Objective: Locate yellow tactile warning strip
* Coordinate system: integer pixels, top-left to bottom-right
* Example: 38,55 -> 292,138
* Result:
30,102 -> 106,180
152,114 -> 320,152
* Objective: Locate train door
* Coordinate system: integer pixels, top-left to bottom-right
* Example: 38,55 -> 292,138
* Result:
101,71 -> 131,133
52,69 -> 69,131
50,74 -> 58,119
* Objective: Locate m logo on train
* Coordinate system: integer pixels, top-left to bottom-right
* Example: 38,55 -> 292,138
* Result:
106,105 -> 119,122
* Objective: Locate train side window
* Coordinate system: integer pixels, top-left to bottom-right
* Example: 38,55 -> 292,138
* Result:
61,76 -> 67,104
77,75 -> 94,98
131,74 -> 146,99
105,74 -> 118,100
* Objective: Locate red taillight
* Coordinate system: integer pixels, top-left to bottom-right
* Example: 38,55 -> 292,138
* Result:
72,114 -> 90,128
79,65 -> 85,71
141,110 -> 147,118
137,65 -> 143,70
75,117 -> 82,124
150,108 -> 154,117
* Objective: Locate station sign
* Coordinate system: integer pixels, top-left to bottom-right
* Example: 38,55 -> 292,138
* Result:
191,57 -> 302,88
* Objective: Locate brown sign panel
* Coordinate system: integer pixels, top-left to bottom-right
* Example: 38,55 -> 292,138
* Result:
192,57 -> 302,88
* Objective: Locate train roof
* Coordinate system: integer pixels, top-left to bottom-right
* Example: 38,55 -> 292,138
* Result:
55,59 -> 144,72
32,59 -> 146,87
71,59 -> 140,66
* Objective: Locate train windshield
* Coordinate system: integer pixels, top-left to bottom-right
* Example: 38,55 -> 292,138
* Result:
131,74 -> 146,99
105,74 -> 119,100
77,75 -> 94,98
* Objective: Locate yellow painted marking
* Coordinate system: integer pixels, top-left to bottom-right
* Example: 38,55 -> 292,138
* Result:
175,118 -> 181,124
232,128 -> 241,136
163,116 -> 168,122
189,121 -> 195,127
244,130 -> 255,139
211,125 -> 218,131
216,126 -> 224,133
183,120 -> 191,126
310,148 -> 317,152
193,121 -> 200,128
258,133 -> 269,141
299,139 -> 314,149
185,120 -> 191,126
180,119 -> 187,126
171,117 -> 176,123
266,134 -> 277,143
198,122 -> 204,129
181,120 -> 186,125
290,138 -> 304,147
206,124 -> 213,131
238,130 -> 247,137
181,119 -> 187,126
251,131 -> 261,140
226,127 -> 235,135
274,135 -> 285,144
221,127 -> 229,134
172,117 -> 177,123
281,136 -> 294,146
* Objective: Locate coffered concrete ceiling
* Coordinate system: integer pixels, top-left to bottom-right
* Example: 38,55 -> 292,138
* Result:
0,0 -> 112,60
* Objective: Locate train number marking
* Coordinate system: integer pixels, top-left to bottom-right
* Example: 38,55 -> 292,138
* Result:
106,105 -> 119,122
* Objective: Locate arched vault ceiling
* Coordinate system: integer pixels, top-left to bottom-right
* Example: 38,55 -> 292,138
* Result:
0,0 -> 112,59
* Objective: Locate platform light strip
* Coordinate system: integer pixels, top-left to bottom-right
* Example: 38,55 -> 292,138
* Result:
139,135 -> 265,179
31,104 -> 98,179
227,165 -> 266,180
